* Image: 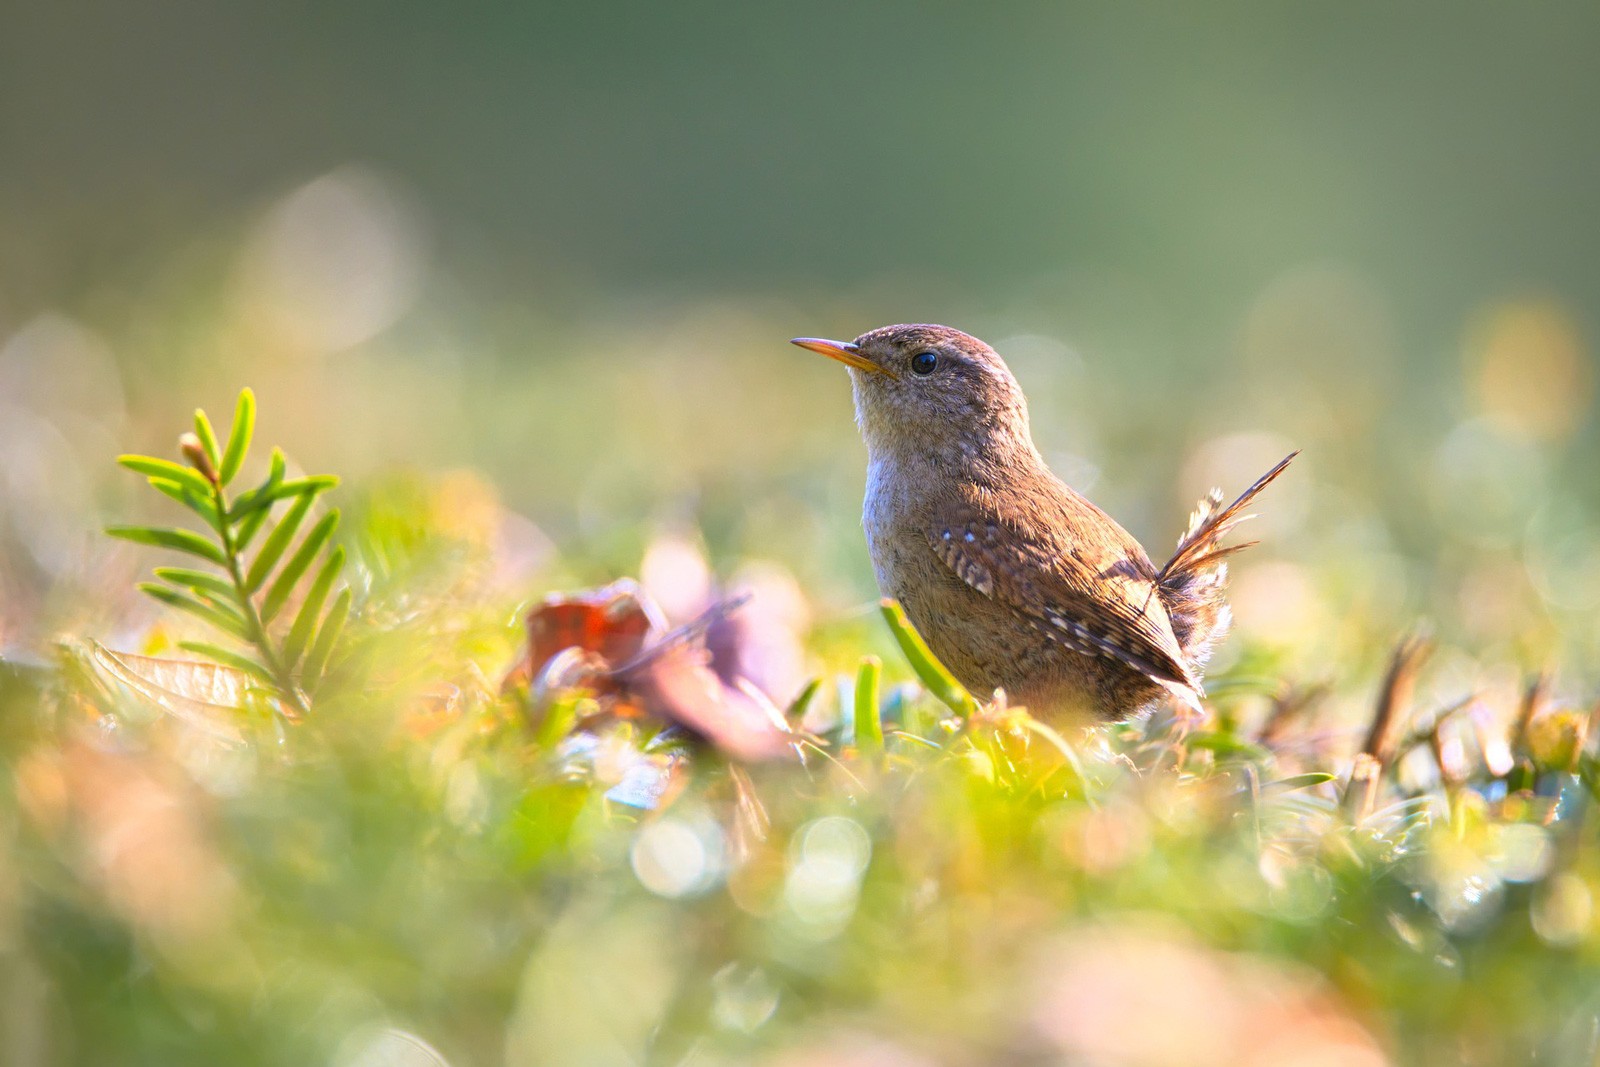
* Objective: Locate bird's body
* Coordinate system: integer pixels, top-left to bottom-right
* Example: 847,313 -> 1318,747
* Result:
793,324 -> 1295,722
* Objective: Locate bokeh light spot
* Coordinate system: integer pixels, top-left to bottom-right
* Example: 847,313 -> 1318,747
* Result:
782,816 -> 872,938
241,167 -> 426,355
630,816 -> 723,898
1468,298 -> 1593,443
334,1027 -> 451,1067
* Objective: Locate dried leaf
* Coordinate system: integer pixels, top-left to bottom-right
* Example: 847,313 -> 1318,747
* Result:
514,580 -> 793,762
616,641 -> 793,762
88,643 -> 259,742
705,565 -> 810,705
528,578 -> 663,669
504,579 -> 661,694
1361,632 -> 1433,769
727,764 -> 771,859
532,646 -> 610,703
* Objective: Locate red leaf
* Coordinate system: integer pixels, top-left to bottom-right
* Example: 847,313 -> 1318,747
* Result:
528,578 -> 661,667
510,579 -> 794,762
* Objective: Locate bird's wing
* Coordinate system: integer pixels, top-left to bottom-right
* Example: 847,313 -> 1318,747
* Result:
925,502 -> 1200,696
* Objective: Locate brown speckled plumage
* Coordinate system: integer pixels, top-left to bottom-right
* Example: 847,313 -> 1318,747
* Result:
793,324 -> 1296,722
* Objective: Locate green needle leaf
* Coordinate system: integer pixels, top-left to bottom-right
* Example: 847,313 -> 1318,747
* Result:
234,505 -> 271,555
137,583 -> 251,641
301,587 -> 351,688
282,547 -> 343,669
218,387 -> 255,485
192,407 -> 222,467
261,510 -> 340,624
229,476 -> 338,522
153,566 -> 241,603
118,455 -> 212,498
785,678 -> 821,723
244,493 -> 314,594
192,406 -> 224,463
107,525 -> 227,567
176,641 -> 278,686
145,478 -> 221,529
233,449 -> 289,552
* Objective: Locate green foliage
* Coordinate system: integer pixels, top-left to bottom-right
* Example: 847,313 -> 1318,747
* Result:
879,598 -> 976,716
217,387 -> 255,484
852,654 -> 883,758
107,388 -> 347,716
13,567 -> 1600,1066
1,391 -> 1591,1066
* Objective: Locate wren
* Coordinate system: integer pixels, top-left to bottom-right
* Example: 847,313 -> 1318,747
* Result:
793,324 -> 1295,721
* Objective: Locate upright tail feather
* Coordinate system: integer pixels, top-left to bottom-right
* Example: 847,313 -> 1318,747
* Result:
1158,451 -> 1298,668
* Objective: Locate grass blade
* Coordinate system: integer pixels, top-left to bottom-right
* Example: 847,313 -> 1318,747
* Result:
218,387 -> 255,485
879,599 -> 975,716
854,655 -> 883,757
261,510 -> 339,623
282,547 -> 343,669
1187,731 -> 1272,763
108,525 -> 227,567
1266,771 -> 1338,793
244,493 -> 314,594
786,677 -> 821,723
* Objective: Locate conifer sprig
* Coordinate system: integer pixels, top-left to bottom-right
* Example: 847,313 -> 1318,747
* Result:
108,388 -> 348,717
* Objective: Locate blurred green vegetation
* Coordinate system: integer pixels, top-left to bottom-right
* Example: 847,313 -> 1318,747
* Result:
5,471 -> 1600,1064
3,4 -> 1600,1065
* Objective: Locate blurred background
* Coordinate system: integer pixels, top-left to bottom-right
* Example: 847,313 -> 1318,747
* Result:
3,1 -> 1599,689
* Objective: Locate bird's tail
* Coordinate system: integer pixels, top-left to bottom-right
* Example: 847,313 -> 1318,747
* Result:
1158,451 -> 1299,669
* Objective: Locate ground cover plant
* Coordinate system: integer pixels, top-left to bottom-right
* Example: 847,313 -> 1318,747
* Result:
2,391 -> 1599,1067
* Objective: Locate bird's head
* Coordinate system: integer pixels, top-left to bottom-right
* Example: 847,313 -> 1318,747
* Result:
791,324 -> 1033,462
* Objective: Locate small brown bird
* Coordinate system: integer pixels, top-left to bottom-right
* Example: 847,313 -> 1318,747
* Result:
793,324 -> 1295,721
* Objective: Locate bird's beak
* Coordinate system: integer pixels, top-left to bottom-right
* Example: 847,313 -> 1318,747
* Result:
790,337 -> 899,379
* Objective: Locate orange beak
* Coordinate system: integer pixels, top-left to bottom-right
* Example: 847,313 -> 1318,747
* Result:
790,337 -> 899,379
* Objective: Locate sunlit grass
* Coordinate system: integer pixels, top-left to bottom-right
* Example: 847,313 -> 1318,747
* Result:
1,238 -> 1598,1064
3,402 -> 1600,1065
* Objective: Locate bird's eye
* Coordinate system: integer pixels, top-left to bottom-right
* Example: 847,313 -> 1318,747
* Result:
911,351 -> 938,375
